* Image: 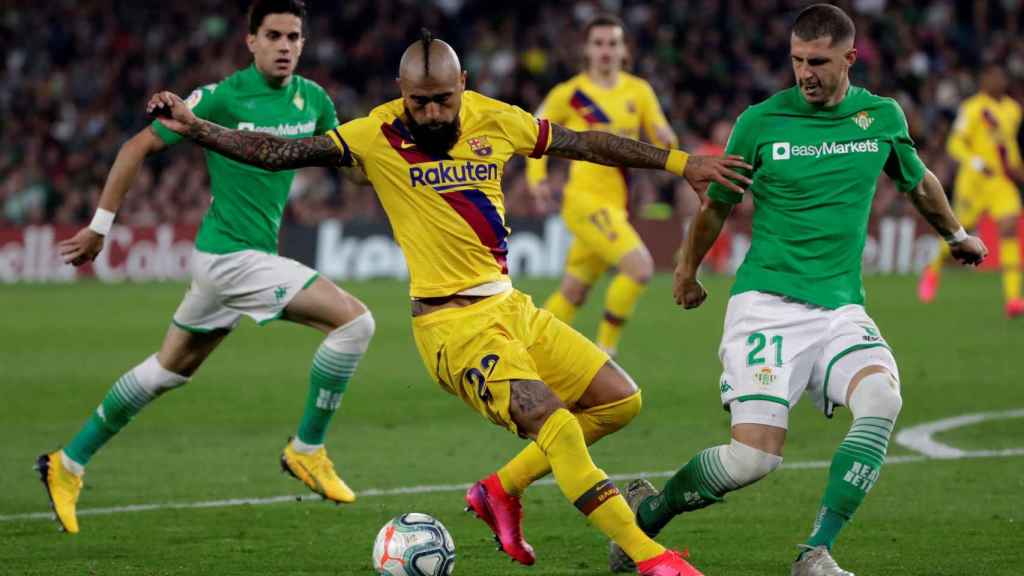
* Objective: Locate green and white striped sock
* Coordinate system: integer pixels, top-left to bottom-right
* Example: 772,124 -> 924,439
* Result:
295,345 -> 362,448
64,355 -> 186,466
806,416 -> 894,549
636,446 -> 737,535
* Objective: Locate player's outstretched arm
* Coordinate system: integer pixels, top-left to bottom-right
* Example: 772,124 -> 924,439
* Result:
57,128 -> 167,267
546,124 -> 752,193
673,199 -> 733,309
147,91 -> 345,171
908,170 -> 988,266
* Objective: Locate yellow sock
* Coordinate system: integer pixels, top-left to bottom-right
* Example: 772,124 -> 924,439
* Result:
1001,238 -> 1022,302
497,392 -> 642,496
535,408 -> 663,563
544,290 -> 578,324
597,274 -> 647,352
928,241 -> 951,274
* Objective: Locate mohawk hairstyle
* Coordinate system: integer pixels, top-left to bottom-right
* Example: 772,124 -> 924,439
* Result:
420,28 -> 433,76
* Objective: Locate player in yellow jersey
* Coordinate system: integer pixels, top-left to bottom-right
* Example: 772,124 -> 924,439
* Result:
528,14 -> 678,356
918,63 -> 1024,317
148,30 -> 750,575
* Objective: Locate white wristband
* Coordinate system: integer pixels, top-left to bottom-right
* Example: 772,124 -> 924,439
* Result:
89,208 -> 116,236
943,226 -> 968,245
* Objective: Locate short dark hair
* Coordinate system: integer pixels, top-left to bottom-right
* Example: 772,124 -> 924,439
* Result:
583,13 -> 625,42
247,0 -> 306,35
792,3 -> 855,46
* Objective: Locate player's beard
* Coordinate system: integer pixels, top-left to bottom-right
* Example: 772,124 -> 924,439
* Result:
405,111 -> 461,157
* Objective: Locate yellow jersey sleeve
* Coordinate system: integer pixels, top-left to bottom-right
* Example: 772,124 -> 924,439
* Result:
946,99 -> 977,166
496,104 -> 551,159
327,115 -> 381,167
638,80 -> 677,148
526,84 -> 573,185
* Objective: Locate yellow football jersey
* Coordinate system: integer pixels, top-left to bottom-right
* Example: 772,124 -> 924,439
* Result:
947,92 -> 1022,181
327,91 -> 551,298
526,72 -> 675,207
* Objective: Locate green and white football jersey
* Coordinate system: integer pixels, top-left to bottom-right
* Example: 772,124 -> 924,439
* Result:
152,64 -> 338,255
708,86 -> 927,309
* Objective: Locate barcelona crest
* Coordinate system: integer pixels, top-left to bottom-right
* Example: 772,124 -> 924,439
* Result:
468,136 -> 493,157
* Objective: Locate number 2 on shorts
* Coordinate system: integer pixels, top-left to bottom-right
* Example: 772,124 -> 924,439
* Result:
465,354 -> 501,401
747,332 -> 783,367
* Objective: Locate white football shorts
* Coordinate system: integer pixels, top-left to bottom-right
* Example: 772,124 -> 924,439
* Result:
718,291 -> 899,426
171,249 -> 319,332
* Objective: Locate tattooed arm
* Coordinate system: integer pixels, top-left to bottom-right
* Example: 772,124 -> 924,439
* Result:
147,91 -> 345,171
546,123 -> 752,193
547,123 -> 671,169
186,120 -> 343,171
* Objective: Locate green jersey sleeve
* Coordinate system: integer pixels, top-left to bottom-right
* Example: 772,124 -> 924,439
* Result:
151,84 -> 220,146
882,99 -> 927,192
707,108 -> 758,204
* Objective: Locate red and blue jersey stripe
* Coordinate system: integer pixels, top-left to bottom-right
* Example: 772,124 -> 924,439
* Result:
570,89 -> 611,125
439,189 -> 509,274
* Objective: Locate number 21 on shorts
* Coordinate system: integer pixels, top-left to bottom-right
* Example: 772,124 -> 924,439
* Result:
747,332 -> 783,367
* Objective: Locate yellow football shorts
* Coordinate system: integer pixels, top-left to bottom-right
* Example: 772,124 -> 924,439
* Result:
411,289 -> 609,436
954,174 -> 1022,228
561,190 -> 643,285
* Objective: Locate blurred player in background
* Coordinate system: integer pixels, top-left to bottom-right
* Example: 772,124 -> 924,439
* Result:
37,0 -> 374,535
918,63 -> 1023,317
610,5 -> 988,575
528,14 -> 678,357
149,29 -> 750,576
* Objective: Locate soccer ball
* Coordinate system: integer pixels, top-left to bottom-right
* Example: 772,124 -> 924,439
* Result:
372,513 -> 456,576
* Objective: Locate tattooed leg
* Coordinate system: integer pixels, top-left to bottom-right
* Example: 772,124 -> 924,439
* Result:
509,379 -> 564,439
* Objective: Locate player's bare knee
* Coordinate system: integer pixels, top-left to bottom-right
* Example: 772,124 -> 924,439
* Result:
335,289 -> 369,325
561,278 -> 589,306
848,367 -> 902,421
620,249 -> 654,284
576,360 -> 638,408
160,325 -> 228,376
509,379 -> 564,437
731,421 -> 787,456
157,347 -> 203,377
730,400 -> 789,455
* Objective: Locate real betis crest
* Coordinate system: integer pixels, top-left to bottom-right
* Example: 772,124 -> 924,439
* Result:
293,92 -> 305,111
853,111 -> 873,130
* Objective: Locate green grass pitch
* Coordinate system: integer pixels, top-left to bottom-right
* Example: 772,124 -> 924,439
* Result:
1,272 -> 1021,575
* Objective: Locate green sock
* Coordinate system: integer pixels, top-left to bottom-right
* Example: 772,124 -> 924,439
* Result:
64,370 -> 158,466
804,417 -> 894,550
636,447 -> 733,536
296,345 -> 362,446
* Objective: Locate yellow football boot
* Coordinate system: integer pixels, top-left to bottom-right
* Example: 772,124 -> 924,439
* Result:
280,440 -> 356,504
35,451 -> 83,533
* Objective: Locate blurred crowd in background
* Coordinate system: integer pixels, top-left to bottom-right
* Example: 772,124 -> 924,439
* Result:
3,0 -> 1024,228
